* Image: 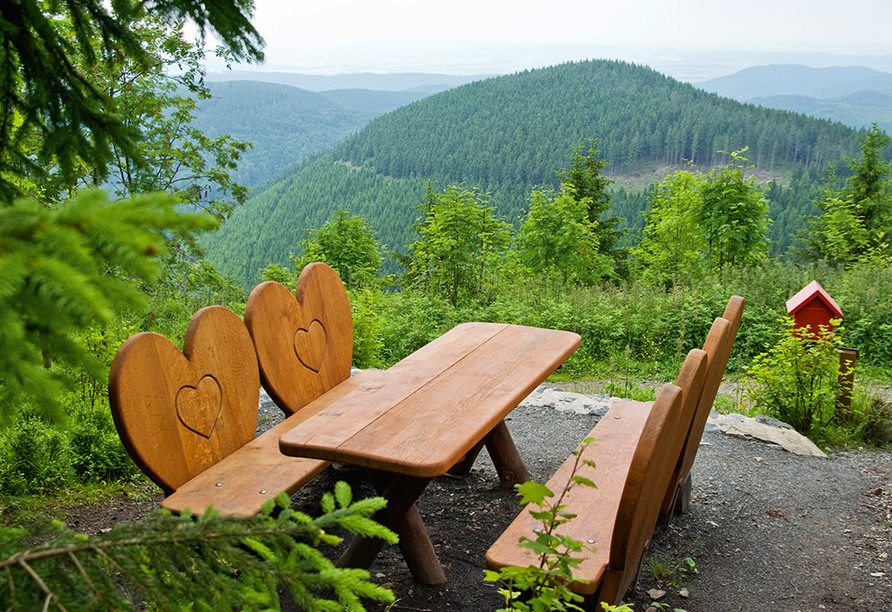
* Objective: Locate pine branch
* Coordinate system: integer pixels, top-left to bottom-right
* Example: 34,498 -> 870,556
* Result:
0,487 -> 397,612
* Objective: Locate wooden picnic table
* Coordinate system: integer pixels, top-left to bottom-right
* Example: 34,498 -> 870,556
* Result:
278,321 -> 581,584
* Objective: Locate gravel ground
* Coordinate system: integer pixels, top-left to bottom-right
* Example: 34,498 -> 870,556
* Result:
281,393 -> 892,612
62,388 -> 892,612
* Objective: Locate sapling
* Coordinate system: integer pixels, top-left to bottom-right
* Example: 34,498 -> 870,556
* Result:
485,438 -> 632,612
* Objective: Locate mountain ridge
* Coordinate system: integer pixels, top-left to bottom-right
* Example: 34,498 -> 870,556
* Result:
203,60 -> 861,286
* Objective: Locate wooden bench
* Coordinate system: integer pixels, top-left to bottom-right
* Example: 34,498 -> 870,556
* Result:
109,261 -> 581,538
486,296 -> 744,607
108,263 -> 355,516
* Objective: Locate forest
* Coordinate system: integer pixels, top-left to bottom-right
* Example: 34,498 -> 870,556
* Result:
192,81 -> 426,187
2,4 -> 892,610
203,59 -> 866,287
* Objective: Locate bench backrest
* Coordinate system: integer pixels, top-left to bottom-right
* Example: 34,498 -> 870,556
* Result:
108,306 -> 260,494
661,295 -> 745,513
600,348 -> 707,603
244,262 -> 353,415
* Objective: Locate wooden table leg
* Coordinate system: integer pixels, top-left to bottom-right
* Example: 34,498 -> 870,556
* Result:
337,471 -> 446,585
484,420 -> 530,489
447,438 -> 486,476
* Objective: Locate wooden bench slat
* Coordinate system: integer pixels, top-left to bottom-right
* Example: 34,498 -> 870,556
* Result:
486,348 -> 708,603
485,398 -> 653,589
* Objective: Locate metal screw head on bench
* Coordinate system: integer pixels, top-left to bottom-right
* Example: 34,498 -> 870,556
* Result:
216,483 -> 223,487
615,415 -> 621,419
260,490 -> 267,494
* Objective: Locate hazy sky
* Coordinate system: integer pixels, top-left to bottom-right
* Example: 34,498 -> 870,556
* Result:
219,0 -> 892,77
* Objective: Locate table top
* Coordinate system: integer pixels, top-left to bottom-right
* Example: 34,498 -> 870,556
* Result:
278,322 -> 581,478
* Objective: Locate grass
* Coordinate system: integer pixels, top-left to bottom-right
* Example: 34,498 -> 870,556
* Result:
0,477 -> 158,527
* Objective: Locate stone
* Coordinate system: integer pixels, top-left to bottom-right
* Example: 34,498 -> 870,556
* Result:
518,387 -> 615,415
707,413 -> 827,457
647,588 -> 666,600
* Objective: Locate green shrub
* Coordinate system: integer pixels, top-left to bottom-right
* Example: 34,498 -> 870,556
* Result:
0,413 -> 73,495
67,400 -> 138,483
743,319 -> 845,435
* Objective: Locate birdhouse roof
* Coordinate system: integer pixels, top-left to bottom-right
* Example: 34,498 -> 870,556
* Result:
786,280 -> 843,318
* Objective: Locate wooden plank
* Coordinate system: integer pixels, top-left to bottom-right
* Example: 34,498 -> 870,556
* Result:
278,322 -> 510,450
280,324 -> 580,477
109,306 -> 260,494
486,349 -> 707,601
244,263 -> 353,415
337,326 -> 578,475
485,398 -> 654,591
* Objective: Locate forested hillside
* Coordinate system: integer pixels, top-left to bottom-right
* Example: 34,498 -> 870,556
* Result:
205,60 -> 861,287
192,81 -> 427,187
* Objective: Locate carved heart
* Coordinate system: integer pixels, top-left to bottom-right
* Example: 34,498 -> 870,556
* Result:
294,319 -> 327,372
245,263 -> 353,413
175,375 -> 223,439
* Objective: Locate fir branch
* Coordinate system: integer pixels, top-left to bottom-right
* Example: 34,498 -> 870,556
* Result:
0,485 -> 397,612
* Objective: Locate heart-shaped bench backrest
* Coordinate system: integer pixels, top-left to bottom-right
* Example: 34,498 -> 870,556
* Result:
245,262 -> 353,415
108,306 -> 260,494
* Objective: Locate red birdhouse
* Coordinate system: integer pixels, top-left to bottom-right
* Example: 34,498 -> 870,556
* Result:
786,280 -> 843,334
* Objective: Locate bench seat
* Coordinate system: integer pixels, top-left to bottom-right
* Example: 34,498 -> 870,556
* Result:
486,398 -> 653,591
161,369 -> 389,515
487,346 -> 708,606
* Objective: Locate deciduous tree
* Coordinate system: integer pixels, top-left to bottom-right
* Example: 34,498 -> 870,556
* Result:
405,185 -> 511,306
632,169 -> 706,288
516,184 -> 613,285
294,209 -> 383,289
695,149 -> 770,271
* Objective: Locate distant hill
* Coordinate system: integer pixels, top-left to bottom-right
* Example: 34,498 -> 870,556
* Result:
698,65 -> 892,130
205,71 -> 491,92
748,92 -> 892,132
698,65 -> 892,99
204,60 -> 860,287
192,81 -> 430,187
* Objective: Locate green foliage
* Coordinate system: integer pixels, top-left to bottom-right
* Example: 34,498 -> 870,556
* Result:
602,382 -> 658,402
194,82 -> 424,189
205,59 -> 860,285
82,13 -> 252,222
695,149 -> 771,271
743,319 -> 845,435
0,392 -> 138,495
405,185 -> 512,306
797,124 -> 892,265
0,0 -> 261,201
349,288 -> 386,369
0,190 -> 215,419
633,169 -> 707,288
0,413 -> 72,496
294,209 -> 384,289
557,140 -> 625,267
517,185 -> 614,285
0,483 -> 396,611
647,549 -> 699,588
65,399 -> 139,484
484,438 -> 598,612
